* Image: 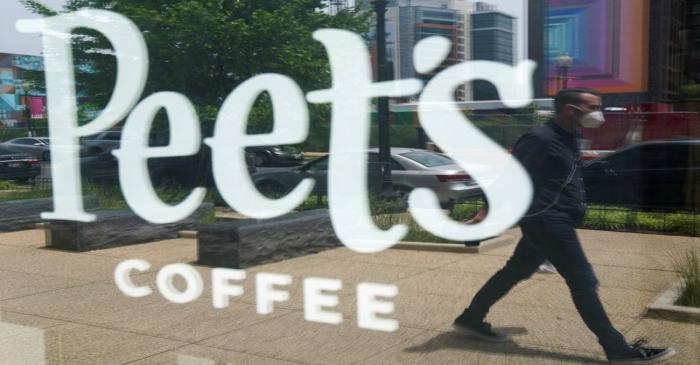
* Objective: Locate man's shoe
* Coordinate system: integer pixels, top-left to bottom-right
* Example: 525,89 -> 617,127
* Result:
609,339 -> 676,364
452,315 -> 510,343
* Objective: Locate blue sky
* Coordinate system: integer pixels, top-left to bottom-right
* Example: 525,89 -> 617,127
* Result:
2,0 -> 526,59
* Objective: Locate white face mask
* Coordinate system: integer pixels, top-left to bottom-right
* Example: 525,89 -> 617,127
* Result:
569,105 -> 605,128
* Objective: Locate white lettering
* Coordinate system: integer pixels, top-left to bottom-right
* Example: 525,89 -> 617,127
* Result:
303,277 -> 342,325
114,259 -> 152,297
114,92 -> 206,223
211,268 -> 246,309
357,283 -> 398,332
156,263 -> 204,304
16,9 -> 148,222
410,37 -> 536,242
206,74 -> 313,219
255,272 -> 292,315
307,29 -> 422,253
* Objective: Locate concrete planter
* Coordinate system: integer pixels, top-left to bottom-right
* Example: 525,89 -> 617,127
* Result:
197,209 -> 341,269
45,203 -> 214,252
0,197 -> 97,233
645,281 -> 700,323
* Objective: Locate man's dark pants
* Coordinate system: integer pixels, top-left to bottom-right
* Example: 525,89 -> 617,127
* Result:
463,214 -> 630,357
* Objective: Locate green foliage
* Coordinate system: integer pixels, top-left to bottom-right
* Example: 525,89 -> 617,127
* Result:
373,213 -> 451,244
674,249 -> 700,308
450,201 -> 486,221
296,194 -> 328,211
583,206 -> 700,237
0,128 -> 31,142
680,83 -> 700,100
0,180 -> 22,190
22,0 -> 369,130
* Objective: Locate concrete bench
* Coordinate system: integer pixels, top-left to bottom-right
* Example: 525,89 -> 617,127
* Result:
45,203 -> 213,252
0,197 -> 97,233
197,209 -> 341,269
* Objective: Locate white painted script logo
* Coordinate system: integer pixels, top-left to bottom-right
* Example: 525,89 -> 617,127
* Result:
17,9 -> 535,253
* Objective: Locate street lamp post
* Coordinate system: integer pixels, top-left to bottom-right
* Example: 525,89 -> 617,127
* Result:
372,0 -> 394,197
556,53 -> 573,90
20,82 -> 33,137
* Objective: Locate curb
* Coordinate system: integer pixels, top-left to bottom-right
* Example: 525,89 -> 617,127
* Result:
645,281 -> 700,323
393,235 -> 515,254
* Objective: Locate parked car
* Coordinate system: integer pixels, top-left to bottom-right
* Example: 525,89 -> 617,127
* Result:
81,131 -> 122,155
81,147 -> 258,187
1,137 -> 51,160
583,139 -> 700,209
0,146 -> 41,182
252,148 -> 483,207
245,146 -> 304,167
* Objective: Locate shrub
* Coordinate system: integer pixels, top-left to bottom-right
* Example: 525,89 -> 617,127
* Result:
674,249 -> 700,308
0,180 -> 21,190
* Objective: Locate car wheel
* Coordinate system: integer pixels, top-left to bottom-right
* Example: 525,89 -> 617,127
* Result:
254,152 -> 269,167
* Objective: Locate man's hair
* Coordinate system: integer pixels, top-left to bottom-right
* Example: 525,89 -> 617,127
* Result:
554,88 -> 600,114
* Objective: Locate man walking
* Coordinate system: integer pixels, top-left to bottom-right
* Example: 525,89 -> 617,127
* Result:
453,88 -> 676,363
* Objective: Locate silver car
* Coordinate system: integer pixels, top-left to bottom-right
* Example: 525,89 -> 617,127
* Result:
1,137 -> 51,160
252,148 -> 483,206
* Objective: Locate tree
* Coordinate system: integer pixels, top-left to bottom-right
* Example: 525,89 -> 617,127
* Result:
22,0 -> 369,146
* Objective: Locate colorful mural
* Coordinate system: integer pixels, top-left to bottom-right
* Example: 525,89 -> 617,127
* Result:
0,53 -> 46,124
545,0 -> 649,95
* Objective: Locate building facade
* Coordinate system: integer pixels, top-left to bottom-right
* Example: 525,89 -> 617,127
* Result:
0,53 -> 45,127
471,2 -> 516,100
528,0 -> 687,106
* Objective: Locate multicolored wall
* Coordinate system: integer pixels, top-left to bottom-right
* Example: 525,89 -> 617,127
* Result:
0,53 -> 45,125
545,0 -> 650,95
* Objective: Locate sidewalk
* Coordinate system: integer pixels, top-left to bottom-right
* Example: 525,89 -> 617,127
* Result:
0,228 -> 697,364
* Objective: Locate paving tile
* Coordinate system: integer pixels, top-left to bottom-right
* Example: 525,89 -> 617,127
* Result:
85,238 -> 198,264
0,281 -> 161,322
0,269 -> 89,301
501,281 -> 657,318
273,258 -> 426,284
624,319 -> 700,365
583,249 -> 675,271
36,323 -> 185,365
338,291 -> 471,331
484,305 -> 636,352
355,329 -> 603,365
526,264 -> 679,293
394,269 -> 532,298
0,229 -> 45,249
577,229 -> 700,256
201,311 -> 425,365
246,256 -> 339,274
131,344 -> 301,365
337,248 -> 466,270
0,248 -> 127,281
0,311 -> 65,340
87,299 -> 291,343
440,255 -> 509,275
310,247 -> 358,260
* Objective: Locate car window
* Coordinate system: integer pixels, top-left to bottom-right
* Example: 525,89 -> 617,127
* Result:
390,158 -> 405,171
400,151 -> 454,167
104,132 -> 121,140
12,138 -> 33,145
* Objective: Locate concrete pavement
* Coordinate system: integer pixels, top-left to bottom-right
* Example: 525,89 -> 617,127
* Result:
0,227 -> 698,364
